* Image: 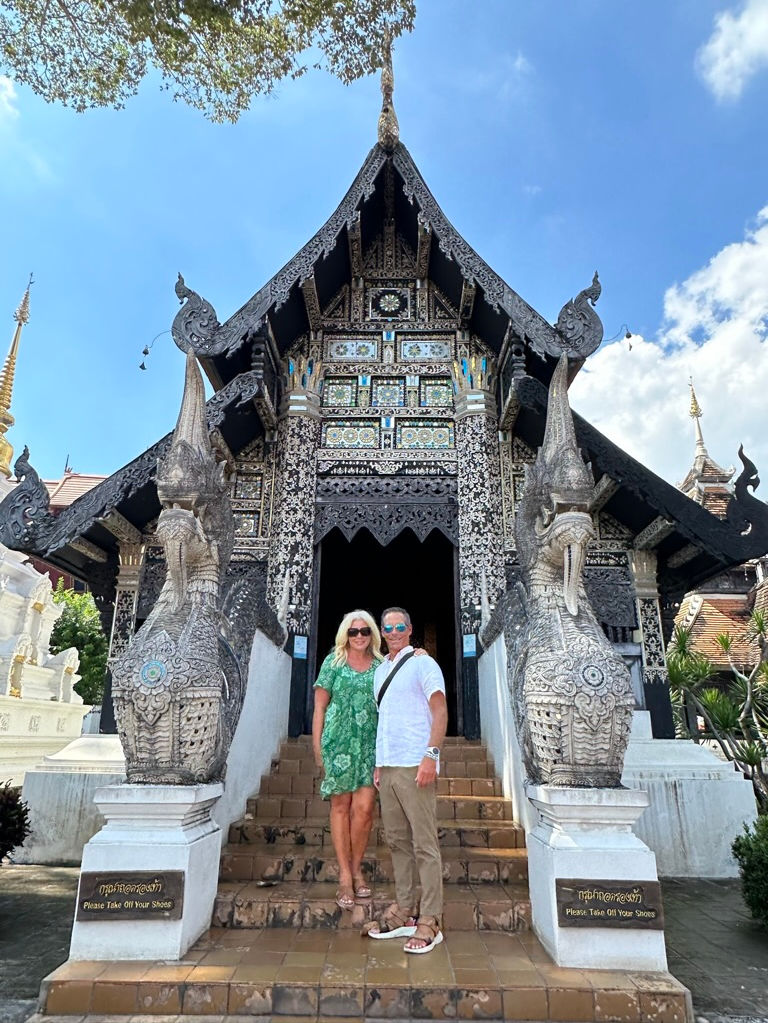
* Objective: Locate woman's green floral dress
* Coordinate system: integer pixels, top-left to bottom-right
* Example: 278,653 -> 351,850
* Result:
314,652 -> 378,799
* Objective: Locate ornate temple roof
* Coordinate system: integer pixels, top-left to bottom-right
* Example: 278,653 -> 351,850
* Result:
2,73 -> 768,603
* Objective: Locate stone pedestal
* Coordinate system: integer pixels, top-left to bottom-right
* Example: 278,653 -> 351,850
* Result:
16,735 -> 125,864
69,783 -> 223,961
526,784 -> 667,971
623,711 -> 757,877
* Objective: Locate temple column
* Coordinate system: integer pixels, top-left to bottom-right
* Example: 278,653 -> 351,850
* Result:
107,543 -> 146,661
96,542 -> 144,733
454,374 -> 505,738
267,360 -> 322,736
630,551 -> 675,738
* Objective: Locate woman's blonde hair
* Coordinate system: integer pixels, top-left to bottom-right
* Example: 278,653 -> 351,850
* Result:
332,609 -> 383,666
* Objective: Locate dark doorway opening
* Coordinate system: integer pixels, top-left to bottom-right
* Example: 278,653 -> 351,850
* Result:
309,527 -> 461,736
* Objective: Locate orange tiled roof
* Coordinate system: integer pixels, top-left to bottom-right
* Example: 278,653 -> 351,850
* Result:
676,592 -> 755,668
44,473 -> 106,508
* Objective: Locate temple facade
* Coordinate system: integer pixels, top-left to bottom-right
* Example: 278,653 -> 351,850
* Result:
2,73 -> 768,755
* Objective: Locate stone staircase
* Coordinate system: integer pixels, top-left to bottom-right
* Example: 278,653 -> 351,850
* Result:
215,735 -> 532,934
37,736 -> 693,1021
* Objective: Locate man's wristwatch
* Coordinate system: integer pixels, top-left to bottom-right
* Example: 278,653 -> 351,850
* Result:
425,746 -> 440,760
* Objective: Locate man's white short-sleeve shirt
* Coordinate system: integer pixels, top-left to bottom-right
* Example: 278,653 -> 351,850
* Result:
373,645 -> 446,767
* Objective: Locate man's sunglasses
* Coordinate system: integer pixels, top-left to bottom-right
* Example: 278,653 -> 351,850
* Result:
347,627 -> 372,637
382,623 -> 408,633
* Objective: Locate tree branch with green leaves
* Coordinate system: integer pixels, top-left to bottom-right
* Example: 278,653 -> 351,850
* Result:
0,0 -> 415,122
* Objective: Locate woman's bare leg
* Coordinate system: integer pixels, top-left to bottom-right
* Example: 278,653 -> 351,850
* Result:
350,785 -> 377,882
329,793 -> 354,888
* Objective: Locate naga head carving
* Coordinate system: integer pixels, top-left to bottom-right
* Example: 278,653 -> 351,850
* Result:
516,355 -> 595,614
155,351 -> 232,610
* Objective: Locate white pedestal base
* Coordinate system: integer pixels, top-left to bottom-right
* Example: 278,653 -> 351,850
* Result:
69,783 -> 223,961
526,784 -> 667,972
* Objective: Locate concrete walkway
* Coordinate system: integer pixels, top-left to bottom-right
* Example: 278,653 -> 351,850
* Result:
0,866 -> 766,1022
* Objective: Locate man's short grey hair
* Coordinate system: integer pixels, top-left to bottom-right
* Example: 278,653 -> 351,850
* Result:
381,606 -> 411,626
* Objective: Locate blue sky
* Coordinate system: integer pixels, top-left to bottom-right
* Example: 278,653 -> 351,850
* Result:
2,0 -> 768,488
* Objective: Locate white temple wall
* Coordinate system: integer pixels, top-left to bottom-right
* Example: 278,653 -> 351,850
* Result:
213,627 -> 291,840
477,634 -> 535,833
477,634 -> 759,877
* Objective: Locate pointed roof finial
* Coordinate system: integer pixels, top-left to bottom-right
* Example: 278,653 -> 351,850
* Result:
377,28 -> 399,152
689,377 -> 702,420
0,274 -> 33,478
688,377 -> 707,459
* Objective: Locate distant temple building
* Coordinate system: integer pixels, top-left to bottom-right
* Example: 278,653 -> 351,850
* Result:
2,69 -> 768,751
675,382 -> 768,675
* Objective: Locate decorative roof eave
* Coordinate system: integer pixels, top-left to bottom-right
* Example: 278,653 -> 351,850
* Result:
172,142 -> 600,365
390,146 -> 592,361
512,374 -> 768,572
0,367 -> 273,562
172,145 -> 388,359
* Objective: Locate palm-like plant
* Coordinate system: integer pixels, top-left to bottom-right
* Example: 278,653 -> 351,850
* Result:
668,619 -> 768,812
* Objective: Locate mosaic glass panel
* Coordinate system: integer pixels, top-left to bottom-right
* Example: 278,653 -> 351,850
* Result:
372,377 -> 405,407
420,378 -> 453,407
396,420 -> 455,449
399,339 -> 452,361
327,339 -> 378,361
322,420 -> 380,448
323,377 -> 357,407
234,512 -> 260,537
235,474 -> 263,501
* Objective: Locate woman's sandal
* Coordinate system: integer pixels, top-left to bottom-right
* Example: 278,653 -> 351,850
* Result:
404,917 -> 444,954
353,876 -> 373,901
361,902 -> 417,939
335,886 -> 355,911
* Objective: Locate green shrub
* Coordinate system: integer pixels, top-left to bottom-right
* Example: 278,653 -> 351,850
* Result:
732,814 -> 768,929
0,781 -> 31,862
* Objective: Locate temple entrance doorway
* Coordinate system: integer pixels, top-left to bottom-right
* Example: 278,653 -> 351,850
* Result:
308,527 -> 462,736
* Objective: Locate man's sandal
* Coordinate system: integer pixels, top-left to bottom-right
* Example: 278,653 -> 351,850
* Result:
404,917 -> 444,954
353,876 -> 373,901
361,902 -> 417,939
335,886 -> 355,911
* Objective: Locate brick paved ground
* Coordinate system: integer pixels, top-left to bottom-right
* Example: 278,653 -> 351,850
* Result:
663,878 -> 768,1019
0,865 -> 79,1023
1,867 -> 766,1022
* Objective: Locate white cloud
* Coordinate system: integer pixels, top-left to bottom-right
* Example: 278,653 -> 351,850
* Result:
570,206 -> 768,490
523,184 -> 542,196
465,49 -> 532,102
0,76 -> 19,122
697,0 -> 768,100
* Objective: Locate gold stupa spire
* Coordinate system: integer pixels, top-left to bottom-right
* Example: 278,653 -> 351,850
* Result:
0,277 -> 32,478
377,29 -> 399,151
688,377 -> 707,459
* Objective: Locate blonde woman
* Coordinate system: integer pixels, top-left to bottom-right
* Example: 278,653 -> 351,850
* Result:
313,610 -> 383,910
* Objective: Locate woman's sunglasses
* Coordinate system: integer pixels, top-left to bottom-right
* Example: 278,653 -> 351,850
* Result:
382,623 -> 408,633
347,627 -> 372,637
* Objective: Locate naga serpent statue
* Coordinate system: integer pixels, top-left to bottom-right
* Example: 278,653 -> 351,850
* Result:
509,355 -> 634,787
112,351 -> 234,784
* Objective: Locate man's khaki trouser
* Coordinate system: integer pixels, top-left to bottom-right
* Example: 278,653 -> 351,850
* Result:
378,766 -> 443,919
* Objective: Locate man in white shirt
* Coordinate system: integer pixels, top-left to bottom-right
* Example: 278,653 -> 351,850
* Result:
367,606 -> 448,954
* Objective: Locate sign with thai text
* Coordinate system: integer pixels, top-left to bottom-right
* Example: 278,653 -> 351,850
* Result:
555,878 -> 664,929
76,871 -> 184,921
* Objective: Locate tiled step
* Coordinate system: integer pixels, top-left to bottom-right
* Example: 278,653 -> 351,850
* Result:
39,926 -> 693,1020
260,771 -> 503,797
212,880 -> 532,932
246,792 -> 515,821
220,843 -> 529,885
228,816 -> 526,850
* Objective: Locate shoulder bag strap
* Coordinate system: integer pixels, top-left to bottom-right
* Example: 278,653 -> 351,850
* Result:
376,650 -> 416,708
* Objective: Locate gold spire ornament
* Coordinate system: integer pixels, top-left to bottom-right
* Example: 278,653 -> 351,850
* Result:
377,29 -> 399,152
688,377 -> 707,459
0,277 -> 32,479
